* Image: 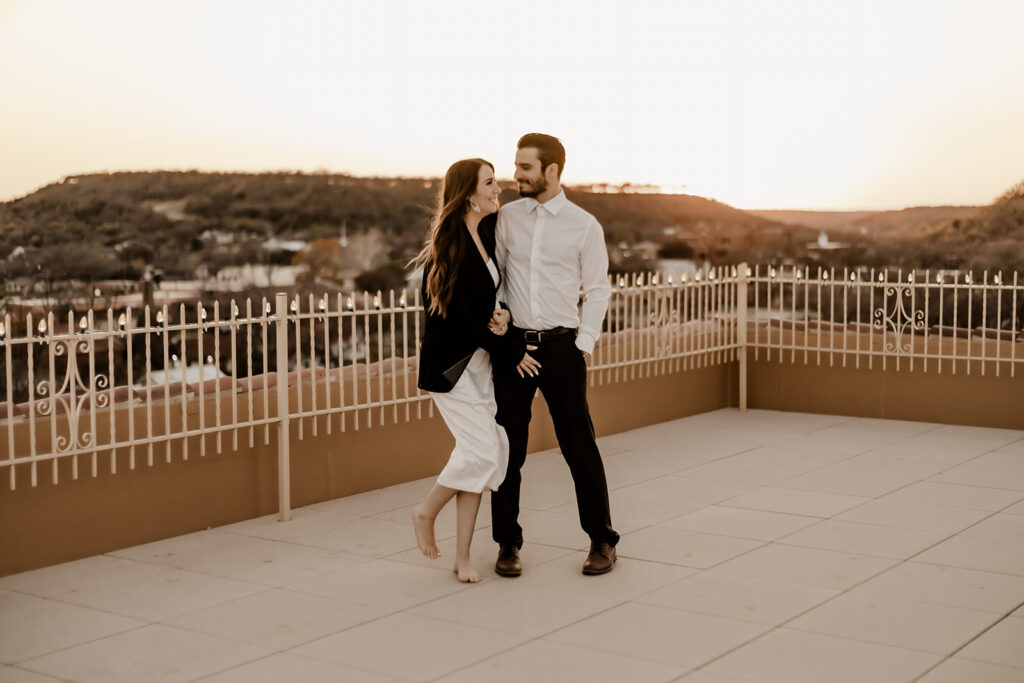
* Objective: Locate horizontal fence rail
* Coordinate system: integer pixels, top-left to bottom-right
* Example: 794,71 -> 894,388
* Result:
3,263 -> 1021,506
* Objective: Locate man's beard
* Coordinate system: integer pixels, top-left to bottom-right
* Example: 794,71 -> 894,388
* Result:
517,175 -> 548,198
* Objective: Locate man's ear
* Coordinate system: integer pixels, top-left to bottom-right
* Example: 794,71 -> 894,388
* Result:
546,163 -> 561,184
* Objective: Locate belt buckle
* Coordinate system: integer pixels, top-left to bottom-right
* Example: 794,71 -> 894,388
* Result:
525,330 -> 541,344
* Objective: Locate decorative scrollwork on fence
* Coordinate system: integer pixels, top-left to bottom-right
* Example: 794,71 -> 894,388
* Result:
648,286 -> 680,358
30,337 -> 110,453
873,286 -> 926,353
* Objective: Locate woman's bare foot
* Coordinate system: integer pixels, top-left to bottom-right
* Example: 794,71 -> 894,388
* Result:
453,561 -> 481,583
412,506 -> 440,559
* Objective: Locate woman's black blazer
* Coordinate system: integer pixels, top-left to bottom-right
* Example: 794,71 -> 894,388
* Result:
417,214 -> 525,393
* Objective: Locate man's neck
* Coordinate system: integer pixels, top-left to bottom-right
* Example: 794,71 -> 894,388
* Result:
535,183 -> 561,205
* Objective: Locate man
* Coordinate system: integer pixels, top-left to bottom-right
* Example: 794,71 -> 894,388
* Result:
491,133 -> 619,576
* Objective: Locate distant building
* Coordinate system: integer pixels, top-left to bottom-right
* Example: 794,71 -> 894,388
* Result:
657,259 -> 699,280
263,237 -> 308,253
142,362 -> 225,387
807,231 -> 845,251
214,264 -> 307,291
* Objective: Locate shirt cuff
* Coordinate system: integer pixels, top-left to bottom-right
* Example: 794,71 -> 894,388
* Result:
575,334 -> 597,356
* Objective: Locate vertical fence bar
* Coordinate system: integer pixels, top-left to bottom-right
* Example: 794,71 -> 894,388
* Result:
841,268 -> 849,368
798,268 -> 805,364
855,272 -> 862,369
4,314 -> 14,489
274,292 -> 291,522
124,309 -> 136,469
868,269 -> 876,370
246,299 -> 255,446
815,269 -> 823,366
672,274 -> 682,372
828,268 -> 836,366
178,304 -> 189,461
923,272 -> 930,374
159,305 -> 171,463
994,274 -> 1002,377
715,268 -> 723,365
197,304 -> 207,457
342,294 -> 350,432
86,311 -> 98,478
938,274 -> 946,374
413,289 -> 422,421
913,272 -> 921,370
615,278 -> 623,382
981,272 -> 988,376
213,301 -> 223,453
45,313 -> 59,483
966,273 -> 974,375
262,299 -> 271,444
363,293 -> 372,426
375,292 -> 385,425
775,268 -> 783,363
700,271 -> 708,367
1012,272 -> 1018,378
291,296 -> 303,439
401,291 -> 411,421
753,266 -> 760,361
26,313 -> 38,486
307,294 -> 318,437
322,295 -> 333,434
389,290 -> 398,424
737,263 -> 748,411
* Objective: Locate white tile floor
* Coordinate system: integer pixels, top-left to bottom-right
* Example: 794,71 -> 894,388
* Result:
2,408 -> 1024,682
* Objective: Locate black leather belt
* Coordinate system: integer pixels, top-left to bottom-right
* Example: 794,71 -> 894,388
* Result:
523,327 -> 574,344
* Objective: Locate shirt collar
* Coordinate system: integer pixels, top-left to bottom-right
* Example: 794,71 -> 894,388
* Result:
527,190 -> 567,216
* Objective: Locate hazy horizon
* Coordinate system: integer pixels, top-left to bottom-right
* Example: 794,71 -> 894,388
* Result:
2,0 -> 1022,212
0,167 -> 1002,214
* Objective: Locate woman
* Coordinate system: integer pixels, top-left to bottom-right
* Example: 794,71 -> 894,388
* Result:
411,158 -> 538,583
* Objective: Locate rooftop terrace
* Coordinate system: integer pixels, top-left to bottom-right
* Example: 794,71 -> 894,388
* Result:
2,408 -> 1023,682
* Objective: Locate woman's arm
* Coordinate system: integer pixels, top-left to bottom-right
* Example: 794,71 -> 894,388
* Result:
446,283 -> 525,367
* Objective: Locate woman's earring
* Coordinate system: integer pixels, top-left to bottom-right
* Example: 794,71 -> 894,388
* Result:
470,200 -> 481,213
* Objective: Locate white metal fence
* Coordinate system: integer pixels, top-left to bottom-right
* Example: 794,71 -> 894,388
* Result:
748,264 -> 1024,376
3,263 -> 1022,515
0,269 -> 740,506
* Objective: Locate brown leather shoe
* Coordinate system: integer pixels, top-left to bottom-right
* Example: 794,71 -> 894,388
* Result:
582,541 -> 616,575
495,545 -> 522,577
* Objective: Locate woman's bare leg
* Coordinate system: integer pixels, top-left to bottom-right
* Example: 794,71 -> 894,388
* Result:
453,490 -> 482,583
413,482 -> 457,559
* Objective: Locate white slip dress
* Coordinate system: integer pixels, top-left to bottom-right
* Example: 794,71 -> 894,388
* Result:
430,259 -> 509,493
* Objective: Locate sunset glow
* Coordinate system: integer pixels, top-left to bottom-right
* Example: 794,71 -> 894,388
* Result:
1,0 -> 1022,209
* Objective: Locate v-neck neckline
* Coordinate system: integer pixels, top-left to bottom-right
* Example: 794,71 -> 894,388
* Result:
465,223 -> 490,266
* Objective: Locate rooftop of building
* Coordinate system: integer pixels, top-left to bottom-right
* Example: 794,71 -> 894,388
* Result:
2,408 -> 1023,682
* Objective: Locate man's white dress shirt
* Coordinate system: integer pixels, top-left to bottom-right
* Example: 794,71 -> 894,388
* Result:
495,190 -> 611,355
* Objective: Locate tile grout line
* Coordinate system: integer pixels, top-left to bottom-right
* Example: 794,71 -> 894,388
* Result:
908,601 -> 1024,682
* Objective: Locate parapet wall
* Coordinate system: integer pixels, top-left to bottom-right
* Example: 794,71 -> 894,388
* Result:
0,362 -> 736,576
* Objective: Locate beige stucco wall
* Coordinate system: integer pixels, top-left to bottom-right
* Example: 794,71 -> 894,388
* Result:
747,330 -> 1024,429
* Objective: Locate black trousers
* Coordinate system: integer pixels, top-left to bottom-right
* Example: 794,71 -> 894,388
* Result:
490,334 -> 619,549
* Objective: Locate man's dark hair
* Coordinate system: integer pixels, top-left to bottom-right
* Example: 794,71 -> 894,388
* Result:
517,133 -> 566,179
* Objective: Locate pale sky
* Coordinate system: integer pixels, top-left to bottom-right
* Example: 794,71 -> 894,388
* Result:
1,0 -> 1022,210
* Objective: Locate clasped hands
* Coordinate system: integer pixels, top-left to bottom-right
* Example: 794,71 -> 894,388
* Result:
488,309 -> 541,378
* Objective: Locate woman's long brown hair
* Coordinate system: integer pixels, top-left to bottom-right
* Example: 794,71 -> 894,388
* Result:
413,158 -> 492,317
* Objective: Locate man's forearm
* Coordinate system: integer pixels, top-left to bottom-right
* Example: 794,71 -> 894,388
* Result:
576,284 -> 610,354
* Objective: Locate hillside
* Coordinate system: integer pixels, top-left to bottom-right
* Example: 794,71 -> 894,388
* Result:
788,181 -> 1024,273
748,206 -> 980,238
0,171 -> 791,281
2,172 -> 1019,286
918,181 -> 1024,272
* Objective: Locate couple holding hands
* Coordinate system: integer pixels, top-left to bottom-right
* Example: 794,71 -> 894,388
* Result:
412,133 -> 619,583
